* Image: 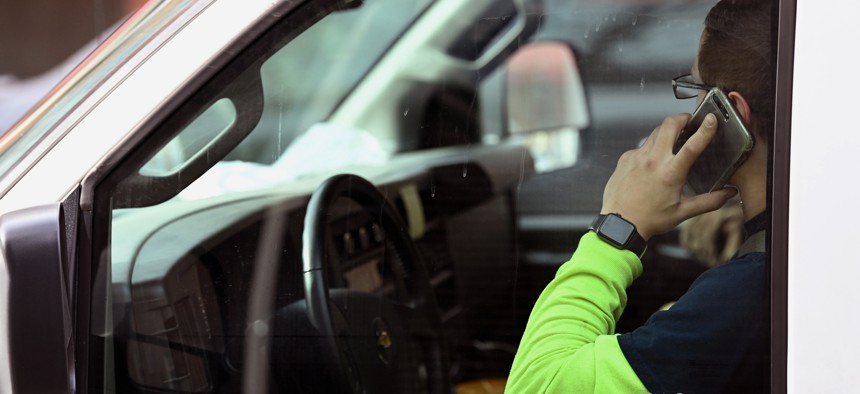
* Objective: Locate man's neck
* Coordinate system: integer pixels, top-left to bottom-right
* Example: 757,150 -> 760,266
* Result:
731,141 -> 769,221
739,184 -> 766,221
734,162 -> 767,221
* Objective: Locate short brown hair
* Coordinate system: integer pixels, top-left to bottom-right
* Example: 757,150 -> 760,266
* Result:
698,0 -> 776,141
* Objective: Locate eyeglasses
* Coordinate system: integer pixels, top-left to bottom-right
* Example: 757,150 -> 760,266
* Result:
672,74 -> 713,99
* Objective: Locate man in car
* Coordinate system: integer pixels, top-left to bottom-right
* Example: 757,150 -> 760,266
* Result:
507,0 -> 773,392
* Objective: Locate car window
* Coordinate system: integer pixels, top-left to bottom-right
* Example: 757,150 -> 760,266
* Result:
227,0 -> 433,164
89,0 -> 777,392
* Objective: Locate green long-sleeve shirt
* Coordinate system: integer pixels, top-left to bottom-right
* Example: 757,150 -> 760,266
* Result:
506,232 -> 648,393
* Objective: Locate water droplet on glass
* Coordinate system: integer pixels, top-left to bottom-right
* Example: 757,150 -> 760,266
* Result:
632,15 -> 638,26
640,78 -> 646,91
430,183 -> 436,197
403,108 -> 409,116
462,166 -> 468,178
252,320 -> 269,336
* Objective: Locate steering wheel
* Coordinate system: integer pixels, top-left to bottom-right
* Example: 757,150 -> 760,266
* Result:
295,174 -> 449,393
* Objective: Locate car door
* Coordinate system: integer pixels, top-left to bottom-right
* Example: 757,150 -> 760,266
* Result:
0,0 -> 800,392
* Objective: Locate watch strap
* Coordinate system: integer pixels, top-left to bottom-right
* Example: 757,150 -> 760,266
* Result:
589,213 -> 648,257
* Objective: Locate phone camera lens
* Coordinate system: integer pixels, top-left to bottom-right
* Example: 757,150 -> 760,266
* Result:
712,95 -> 730,120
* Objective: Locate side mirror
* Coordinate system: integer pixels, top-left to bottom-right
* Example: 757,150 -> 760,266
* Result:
505,41 -> 590,134
504,41 -> 590,172
0,203 -> 72,393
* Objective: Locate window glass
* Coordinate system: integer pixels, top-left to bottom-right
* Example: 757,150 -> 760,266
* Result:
94,0 -> 776,392
228,0 -> 433,164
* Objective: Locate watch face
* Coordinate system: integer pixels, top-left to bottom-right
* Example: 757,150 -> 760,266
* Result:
600,215 -> 634,246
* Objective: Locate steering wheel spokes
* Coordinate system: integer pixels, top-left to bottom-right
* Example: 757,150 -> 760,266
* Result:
300,174 -> 449,393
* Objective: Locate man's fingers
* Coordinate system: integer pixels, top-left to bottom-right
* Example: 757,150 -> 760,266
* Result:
673,113 -> 718,170
655,114 -> 691,153
638,124 -> 662,152
679,187 -> 738,220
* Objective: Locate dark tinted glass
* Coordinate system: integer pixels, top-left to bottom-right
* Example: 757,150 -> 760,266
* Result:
92,0 -> 775,392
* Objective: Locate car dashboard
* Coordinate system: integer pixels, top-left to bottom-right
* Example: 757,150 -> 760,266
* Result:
109,144 -> 533,392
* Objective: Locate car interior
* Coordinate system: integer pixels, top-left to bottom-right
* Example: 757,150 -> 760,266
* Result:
89,0 -> 729,392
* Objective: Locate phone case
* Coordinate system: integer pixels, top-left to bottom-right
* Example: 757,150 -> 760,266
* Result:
674,88 -> 755,194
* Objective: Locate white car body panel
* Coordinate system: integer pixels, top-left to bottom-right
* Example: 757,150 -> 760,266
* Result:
789,0 -> 860,391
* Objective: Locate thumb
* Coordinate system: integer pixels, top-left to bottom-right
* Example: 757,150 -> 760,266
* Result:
680,187 -> 739,220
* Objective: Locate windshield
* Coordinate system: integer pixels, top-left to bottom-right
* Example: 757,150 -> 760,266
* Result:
136,0 -> 436,200
229,0 -> 434,164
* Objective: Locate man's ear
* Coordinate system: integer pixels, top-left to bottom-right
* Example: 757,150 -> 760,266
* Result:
727,91 -> 752,125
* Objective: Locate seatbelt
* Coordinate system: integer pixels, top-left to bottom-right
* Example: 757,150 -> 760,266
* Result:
736,230 -> 766,256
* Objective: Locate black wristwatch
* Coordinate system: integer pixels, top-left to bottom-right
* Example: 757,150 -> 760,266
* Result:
589,213 -> 648,257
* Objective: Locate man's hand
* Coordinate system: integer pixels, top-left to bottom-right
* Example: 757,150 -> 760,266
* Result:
601,113 -> 737,240
680,201 -> 744,267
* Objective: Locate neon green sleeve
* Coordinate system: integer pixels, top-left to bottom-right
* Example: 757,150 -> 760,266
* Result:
506,232 -> 648,393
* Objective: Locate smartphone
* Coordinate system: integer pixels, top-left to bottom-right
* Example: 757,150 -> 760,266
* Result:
674,87 -> 755,195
